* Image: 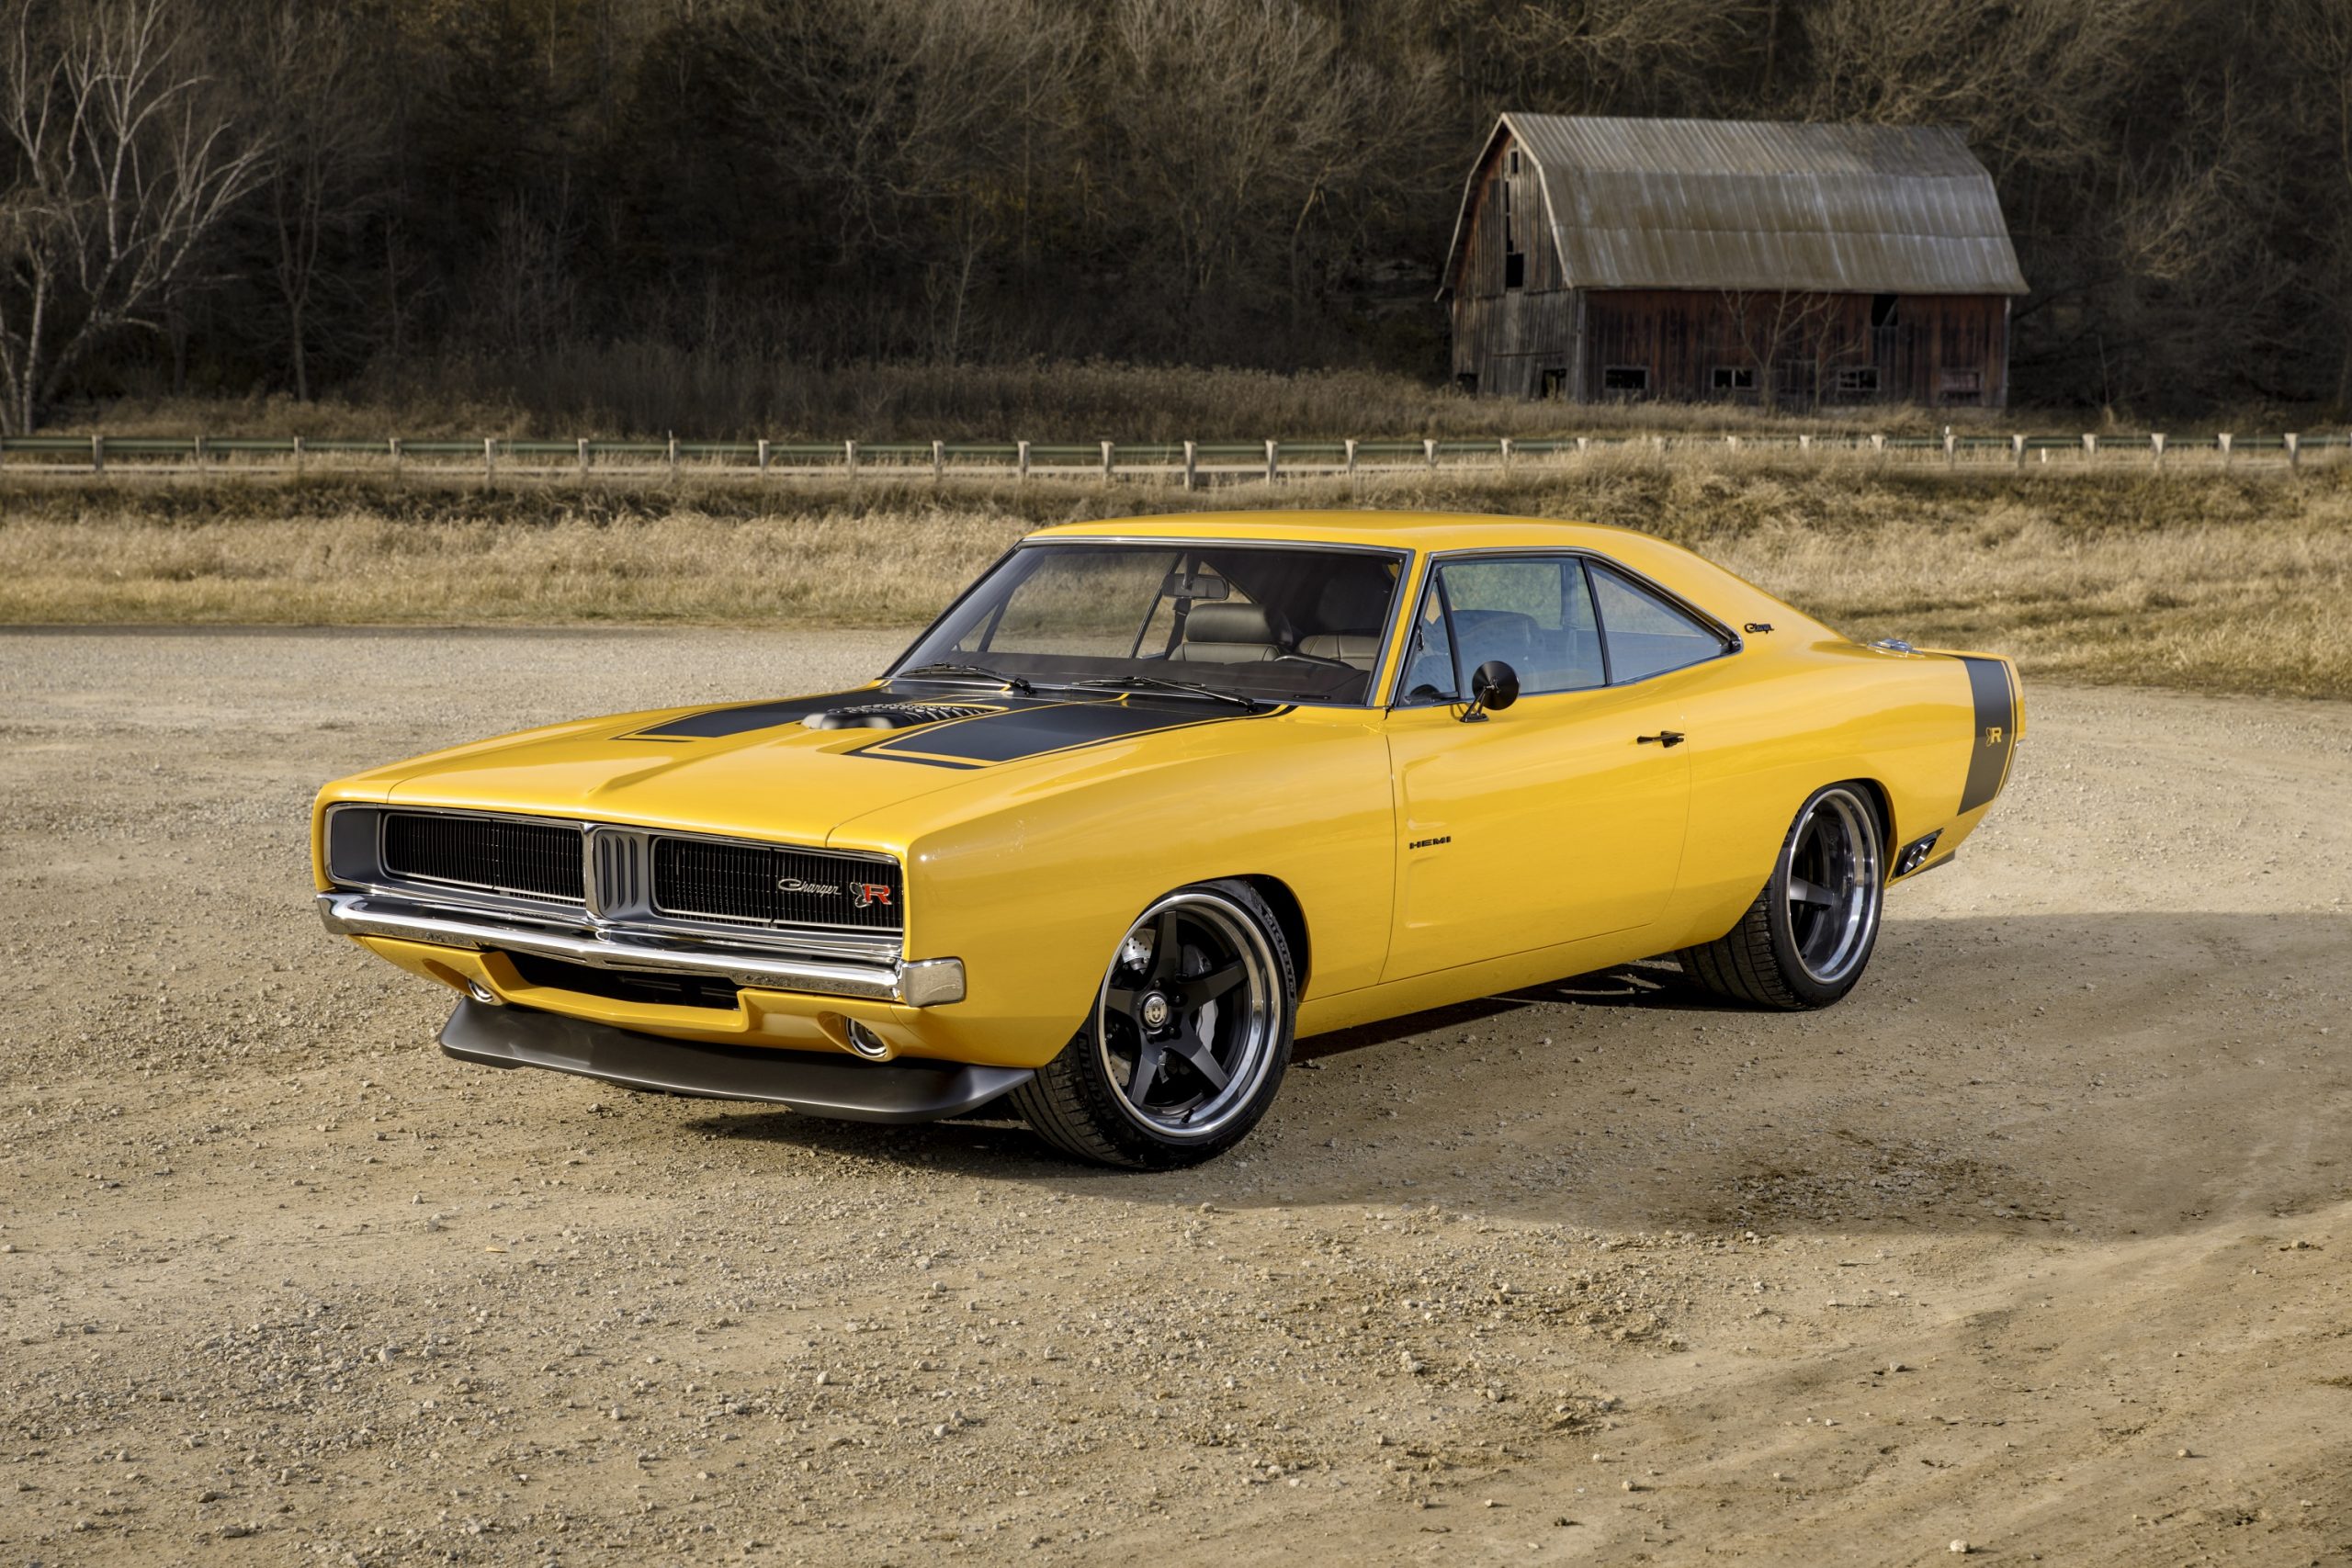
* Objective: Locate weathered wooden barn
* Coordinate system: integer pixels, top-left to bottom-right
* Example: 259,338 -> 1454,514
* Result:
1440,115 -> 2028,408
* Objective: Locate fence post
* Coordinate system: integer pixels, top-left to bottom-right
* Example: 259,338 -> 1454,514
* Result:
1943,430 -> 1957,468
1577,435 -> 1589,456
389,436 -> 401,479
2151,433 -> 2165,470
666,435 -> 679,479
1344,437 -> 1358,476
1020,440 -> 1033,484
756,438 -> 770,477
1264,439 -> 1278,484
193,434 -> 205,472
1499,435 -> 1514,469
580,437 -> 592,480
1182,439 -> 1196,491
1424,437 -> 1438,470
2012,434 -> 2025,469
2082,433 -> 2098,461
844,438 -> 858,480
2285,433 -> 2300,470
1870,434 -> 1885,467
930,439 -> 944,483
484,437 -> 497,482
1101,440 -> 1114,483
1799,433 -> 1812,456
1726,434 -> 1739,452
91,433 -> 104,474
293,434 -> 305,477
2218,433 -> 2232,468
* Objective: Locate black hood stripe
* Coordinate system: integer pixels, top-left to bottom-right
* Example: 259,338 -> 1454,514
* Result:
625,689 -> 885,739
623,680 -> 1067,741
857,699 -> 1287,766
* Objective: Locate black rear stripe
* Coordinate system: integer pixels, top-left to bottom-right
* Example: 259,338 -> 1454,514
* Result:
1956,656 -> 2016,813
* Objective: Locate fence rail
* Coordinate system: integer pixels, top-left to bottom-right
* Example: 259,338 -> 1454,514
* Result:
0,429 -> 2344,485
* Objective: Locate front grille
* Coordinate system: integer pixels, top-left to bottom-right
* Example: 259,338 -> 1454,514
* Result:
505,951 -> 740,1010
381,812 -> 584,904
651,837 -> 902,932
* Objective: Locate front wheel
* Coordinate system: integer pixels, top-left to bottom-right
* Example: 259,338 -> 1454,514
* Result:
1012,880 -> 1295,1168
1678,783 -> 1886,1010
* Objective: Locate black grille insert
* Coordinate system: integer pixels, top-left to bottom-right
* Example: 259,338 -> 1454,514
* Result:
651,837 -> 902,931
382,812 -> 583,904
505,951 -> 740,1010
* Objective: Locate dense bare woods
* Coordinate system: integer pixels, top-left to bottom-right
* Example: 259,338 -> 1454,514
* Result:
1,0 -> 2347,432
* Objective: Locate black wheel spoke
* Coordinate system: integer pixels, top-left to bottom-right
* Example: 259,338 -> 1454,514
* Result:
1150,909 -> 1182,982
1787,875 -> 1834,907
1104,984 -> 1140,1016
1190,962 -> 1247,1002
1170,1021 -> 1230,1091
1126,1040 -> 1165,1101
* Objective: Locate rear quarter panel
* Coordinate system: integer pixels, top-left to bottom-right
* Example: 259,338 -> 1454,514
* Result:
1657,641 -> 2020,949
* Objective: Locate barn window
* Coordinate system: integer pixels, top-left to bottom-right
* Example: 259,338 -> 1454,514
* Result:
1871,294 -> 1900,329
1500,177 -> 1523,290
1601,366 -> 1649,395
1834,367 -> 1881,398
1540,367 -> 1567,400
1939,367 -> 1983,402
1507,148 -> 1521,175
1710,366 -> 1758,393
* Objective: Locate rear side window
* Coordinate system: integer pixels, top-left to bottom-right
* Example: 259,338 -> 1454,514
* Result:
1590,564 -> 1726,682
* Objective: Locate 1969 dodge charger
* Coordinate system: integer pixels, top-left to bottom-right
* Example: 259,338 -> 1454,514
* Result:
313,510 -> 2021,1167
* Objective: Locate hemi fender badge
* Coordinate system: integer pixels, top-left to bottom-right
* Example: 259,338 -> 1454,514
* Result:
1408,834 -> 1452,850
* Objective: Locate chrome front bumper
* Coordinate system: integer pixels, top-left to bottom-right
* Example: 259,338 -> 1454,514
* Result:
317,890 -> 966,1007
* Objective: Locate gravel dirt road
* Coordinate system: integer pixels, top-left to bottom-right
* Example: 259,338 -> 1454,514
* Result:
4,627 -> 2348,1566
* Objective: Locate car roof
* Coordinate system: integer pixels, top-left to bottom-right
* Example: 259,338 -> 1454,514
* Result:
1025,510 -> 1650,555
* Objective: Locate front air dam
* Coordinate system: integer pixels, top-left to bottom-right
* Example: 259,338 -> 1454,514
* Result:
437,999 -> 1033,1123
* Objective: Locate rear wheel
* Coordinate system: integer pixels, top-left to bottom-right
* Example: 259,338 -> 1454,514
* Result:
1012,881 -> 1295,1168
1678,783 -> 1885,1010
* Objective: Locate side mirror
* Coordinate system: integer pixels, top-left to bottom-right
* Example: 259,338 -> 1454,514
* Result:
1469,660 -> 1520,714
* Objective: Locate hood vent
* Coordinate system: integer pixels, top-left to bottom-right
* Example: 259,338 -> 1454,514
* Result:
804,703 -> 995,731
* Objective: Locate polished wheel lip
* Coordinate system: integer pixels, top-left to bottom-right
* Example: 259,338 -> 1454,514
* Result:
1782,789 -> 1883,987
1094,890 -> 1280,1142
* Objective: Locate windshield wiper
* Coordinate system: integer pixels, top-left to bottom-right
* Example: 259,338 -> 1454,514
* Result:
896,662 -> 1035,694
1068,674 -> 1263,712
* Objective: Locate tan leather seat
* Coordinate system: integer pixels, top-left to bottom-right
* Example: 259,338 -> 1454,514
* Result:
1169,603 -> 1283,663
1296,632 -> 1381,668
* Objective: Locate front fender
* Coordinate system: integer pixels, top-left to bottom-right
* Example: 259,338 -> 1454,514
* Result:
835,708 -> 1395,1069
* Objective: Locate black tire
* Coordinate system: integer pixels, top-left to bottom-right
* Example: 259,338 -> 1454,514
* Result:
1678,782 -> 1886,1010
1012,879 -> 1296,1169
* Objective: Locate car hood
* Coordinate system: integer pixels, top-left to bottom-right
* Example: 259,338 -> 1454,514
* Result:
347,684 -> 1306,848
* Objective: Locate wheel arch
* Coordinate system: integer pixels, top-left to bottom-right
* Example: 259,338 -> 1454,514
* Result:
1843,775 -> 1895,857
1232,874 -> 1311,995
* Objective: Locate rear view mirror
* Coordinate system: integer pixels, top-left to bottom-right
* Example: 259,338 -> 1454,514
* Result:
1471,660 -> 1520,713
1162,572 -> 1229,602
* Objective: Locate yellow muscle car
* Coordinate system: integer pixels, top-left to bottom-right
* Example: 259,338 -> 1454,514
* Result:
313,511 -> 2021,1168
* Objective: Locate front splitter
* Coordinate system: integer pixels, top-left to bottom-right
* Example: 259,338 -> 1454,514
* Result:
437,998 -> 1031,1123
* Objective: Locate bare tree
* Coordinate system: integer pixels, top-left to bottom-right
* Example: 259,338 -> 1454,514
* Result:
0,0 -> 269,431
242,2 -> 386,401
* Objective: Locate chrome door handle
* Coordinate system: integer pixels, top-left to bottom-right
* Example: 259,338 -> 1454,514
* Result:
1636,730 -> 1686,748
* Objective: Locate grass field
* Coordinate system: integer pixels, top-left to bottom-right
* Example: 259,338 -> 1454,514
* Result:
5,455 -> 2347,699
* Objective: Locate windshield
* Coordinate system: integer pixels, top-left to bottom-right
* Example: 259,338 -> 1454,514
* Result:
892,542 -> 1407,705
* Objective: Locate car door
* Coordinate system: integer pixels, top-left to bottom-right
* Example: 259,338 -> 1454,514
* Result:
1380,553 -> 1724,982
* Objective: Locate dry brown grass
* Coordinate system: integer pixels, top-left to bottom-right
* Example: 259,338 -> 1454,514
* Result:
5,455 -> 2348,699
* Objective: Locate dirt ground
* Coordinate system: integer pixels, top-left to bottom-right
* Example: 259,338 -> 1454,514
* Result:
3,626 -> 2348,1567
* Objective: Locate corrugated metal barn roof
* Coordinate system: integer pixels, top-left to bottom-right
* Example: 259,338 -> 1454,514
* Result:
1444,114 -> 2028,296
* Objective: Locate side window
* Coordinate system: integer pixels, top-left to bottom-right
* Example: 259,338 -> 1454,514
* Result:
1590,563 -> 1726,682
1398,557 -> 1606,702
